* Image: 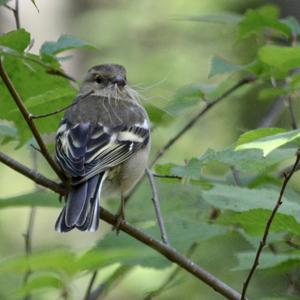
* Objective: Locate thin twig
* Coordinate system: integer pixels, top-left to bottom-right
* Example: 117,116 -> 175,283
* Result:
83,272 -> 98,300
151,75 -> 256,166
88,266 -> 132,300
145,242 -> 198,300
14,0 -> 20,29
230,166 -> 242,186
286,96 -> 298,130
22,150 -> 38,300
30,90 -> 94,119
0,58 -> 66,182
241,150 -> 300,300
0,151 -> 65,195
0,155 -> 244,300
145,168 -> 169,245
153,173 -> 182,180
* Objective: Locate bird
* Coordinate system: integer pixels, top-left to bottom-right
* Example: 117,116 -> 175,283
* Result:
54,64 -> 150,232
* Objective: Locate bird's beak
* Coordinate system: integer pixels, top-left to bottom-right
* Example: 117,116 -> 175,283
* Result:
112,75 -> 126,87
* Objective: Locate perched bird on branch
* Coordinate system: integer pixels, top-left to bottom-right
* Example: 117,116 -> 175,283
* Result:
55,64 -> 150,232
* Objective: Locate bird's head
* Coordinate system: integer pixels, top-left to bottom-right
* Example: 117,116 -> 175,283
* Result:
79,64 -> 140,103
80,64 -> 126,92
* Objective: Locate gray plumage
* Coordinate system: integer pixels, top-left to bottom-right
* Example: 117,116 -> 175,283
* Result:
55,64 -> 150,232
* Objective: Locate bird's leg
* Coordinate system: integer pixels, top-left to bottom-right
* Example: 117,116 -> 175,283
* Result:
113,193 -> 126,234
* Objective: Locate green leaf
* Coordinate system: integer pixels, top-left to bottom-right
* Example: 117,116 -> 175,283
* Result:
0,249 -> 77,275
0,55 -> 75,145
237,6 -> 291,39
236,128 -> 300,156
0,0 -> 10,6
281,17 -> 300,35
165,83 -> 215,115
259,46 -> 300,74
201,184 -> 300,219
0,29 -> 30,52
0,123 -> 17,138
258,87 -> 288,101
40,35 -> 95,56
143,103 -> 172,125
236,128 -> 286,146
182,13 -> 242,25
18,274 -> 62,296
0,191 -> 61,209
209,56 -> 252,78
219,209 -> 300,236
233,251 -> 300,271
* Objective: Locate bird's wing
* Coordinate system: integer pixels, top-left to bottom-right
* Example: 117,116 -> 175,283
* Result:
55,111 -> 150,184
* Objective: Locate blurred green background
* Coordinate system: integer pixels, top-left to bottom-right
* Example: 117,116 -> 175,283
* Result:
1,0 -> 300,299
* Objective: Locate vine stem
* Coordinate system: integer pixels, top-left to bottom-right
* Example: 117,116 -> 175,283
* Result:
241,150 -> 300,300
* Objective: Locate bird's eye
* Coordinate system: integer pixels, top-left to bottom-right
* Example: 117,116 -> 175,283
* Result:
95,76 -> 103,84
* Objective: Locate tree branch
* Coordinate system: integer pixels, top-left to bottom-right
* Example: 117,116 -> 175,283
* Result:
0,58 -> 66,182
0,151 -> 65,195
0,152 -> 245,300
241,149 -> 300,300
151,75 -> 256,166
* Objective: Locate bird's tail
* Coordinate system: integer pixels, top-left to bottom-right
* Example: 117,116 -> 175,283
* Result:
55,172 -> 106,232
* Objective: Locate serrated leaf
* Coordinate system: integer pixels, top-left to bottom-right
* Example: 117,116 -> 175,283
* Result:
0,55 -> 74,145
237,6 -> 291,39
236,129 -> 300,156
258,87 -> 288,101
202,184 -> 300,219
233,251 -> 300,271
165,83 -> 215,115
40,35 -> 95,56
219,209 -> 300,236
18,274 -> 62,296
259,46 -> 300,74
209,56 -> 252,78
0,29 -> 30,52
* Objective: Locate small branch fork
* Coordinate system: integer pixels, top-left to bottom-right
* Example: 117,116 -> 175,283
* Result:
240,149 -> 300,300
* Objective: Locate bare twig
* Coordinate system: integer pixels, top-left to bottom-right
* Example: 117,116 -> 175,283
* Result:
151,75 -> 256,165
88,266 -> 132,300
83,272 -> 98,300
153,173 -> 182,180
230,166 -> 241,186
0,151 -> 65,195
4,0 -> 20,29
22,150 -> 38,300
241,150 -> 300,300
30,90 -> 94,119
0,58 -> 66,182
258,96 -> 285,128
145,168 -> 169,245
0,154 -> 244,300
145,242 -> 198,300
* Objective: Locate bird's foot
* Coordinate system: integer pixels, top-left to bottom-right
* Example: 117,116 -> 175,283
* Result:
113,211 -> 125,235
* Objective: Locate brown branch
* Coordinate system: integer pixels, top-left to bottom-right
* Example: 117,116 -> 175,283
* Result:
0,151 -> 65,195
151,75 -> 256,166
0,152 -> 245,300
241,149 -> 300,300
0,58 -> 66,182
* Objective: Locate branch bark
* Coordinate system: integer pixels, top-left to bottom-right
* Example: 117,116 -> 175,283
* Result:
241,150 -> 300,300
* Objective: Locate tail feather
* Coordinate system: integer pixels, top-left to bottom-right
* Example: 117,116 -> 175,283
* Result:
55,172 -> 106,232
